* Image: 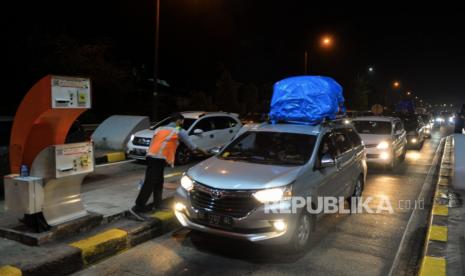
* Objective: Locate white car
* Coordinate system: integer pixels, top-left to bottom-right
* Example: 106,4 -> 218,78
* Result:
126,112 -> 242,164
352,116 -> 407,170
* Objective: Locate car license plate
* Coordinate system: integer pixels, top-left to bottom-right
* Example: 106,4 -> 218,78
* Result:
198,212 -> 233,227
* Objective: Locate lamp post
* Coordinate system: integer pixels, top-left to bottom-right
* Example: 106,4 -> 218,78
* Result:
153,0 -> 160,120
304,35 -> 333,74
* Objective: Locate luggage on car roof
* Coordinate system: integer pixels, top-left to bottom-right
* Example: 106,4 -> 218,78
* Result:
269,76 -> 345,125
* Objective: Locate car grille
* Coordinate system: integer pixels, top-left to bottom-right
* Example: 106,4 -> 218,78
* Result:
133,137 -> 151,146
190,182 -> 260,218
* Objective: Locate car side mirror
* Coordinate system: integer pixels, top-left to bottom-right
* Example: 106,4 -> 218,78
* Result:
320,155 -> 336,169
193,129 -> 203,135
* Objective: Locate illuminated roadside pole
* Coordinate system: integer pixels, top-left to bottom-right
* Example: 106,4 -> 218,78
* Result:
153,0 -> 160,121
304,35 -> 333,75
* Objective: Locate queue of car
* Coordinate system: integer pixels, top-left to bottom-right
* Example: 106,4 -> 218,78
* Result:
123,108 -> 436,252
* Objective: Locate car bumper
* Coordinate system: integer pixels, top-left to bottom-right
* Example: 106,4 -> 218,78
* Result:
126,145 -> 148,160
406,135 -> 420,147
173,188 -> 298,244
365,148 -> 392,165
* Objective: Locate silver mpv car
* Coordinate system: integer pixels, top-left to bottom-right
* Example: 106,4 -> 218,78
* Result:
174,121 -> 367,251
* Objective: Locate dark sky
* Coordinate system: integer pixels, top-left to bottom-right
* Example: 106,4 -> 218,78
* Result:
2,1 -> 465,115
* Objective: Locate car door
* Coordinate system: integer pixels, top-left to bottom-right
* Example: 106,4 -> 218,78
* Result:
211,116 -> 232,147
314,132 -> 341,199
393,120 -> 406,158
332,129 -> 355,197
344,127 -> 364,197
224,116 -> 242,141
189,117 -> 216,150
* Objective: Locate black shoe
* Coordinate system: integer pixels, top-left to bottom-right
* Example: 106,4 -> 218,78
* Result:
129,206 -> 147,221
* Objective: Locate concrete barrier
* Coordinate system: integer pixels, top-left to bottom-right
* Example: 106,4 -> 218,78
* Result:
91,115 -> 150,151
452,134 -> 465,190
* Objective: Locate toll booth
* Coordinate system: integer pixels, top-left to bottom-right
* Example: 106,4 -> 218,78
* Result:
4,75 -> 93,231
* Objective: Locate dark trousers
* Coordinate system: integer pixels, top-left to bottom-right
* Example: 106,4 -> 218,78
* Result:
135,157 -> 165,210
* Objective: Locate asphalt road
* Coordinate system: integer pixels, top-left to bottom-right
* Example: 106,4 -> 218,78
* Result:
75,127 -> 452,276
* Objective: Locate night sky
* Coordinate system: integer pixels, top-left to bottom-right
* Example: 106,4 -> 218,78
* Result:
2,1 -> 465,117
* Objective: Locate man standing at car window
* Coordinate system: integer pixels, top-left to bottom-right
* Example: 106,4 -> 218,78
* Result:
130,113 -> 206,221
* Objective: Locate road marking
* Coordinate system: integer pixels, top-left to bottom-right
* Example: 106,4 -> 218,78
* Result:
151,210 -> 175,221
419,256 -> 446,276
388,138 -> 444,276
428,225 -> 448,242
432,204 -> 448,216
95,159 -> 135,168
106,152 -> 126,163
70,229 -> 128,264
164,172 -> 182,178
0,265 -> 22,276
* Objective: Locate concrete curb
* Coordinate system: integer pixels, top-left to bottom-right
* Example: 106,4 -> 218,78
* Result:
0,204 -> 176,275
94,152 -> 126,165
419,136 -> 453,276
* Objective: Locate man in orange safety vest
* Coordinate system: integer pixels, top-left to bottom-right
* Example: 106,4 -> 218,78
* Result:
130,113 -> 206,220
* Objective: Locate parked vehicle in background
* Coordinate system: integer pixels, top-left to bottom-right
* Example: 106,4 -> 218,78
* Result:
399,114 -> 426,149
126,112 -> 242,164
352,116 -> 407,170
174,120 -> 367,252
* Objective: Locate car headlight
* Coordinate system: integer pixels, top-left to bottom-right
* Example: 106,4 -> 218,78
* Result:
435,117 -> 444,122
376,141 -> 390,150
449,117 -> 455,123
253,186 -> 292,203
130,134 -> 135,142
180,175 -> 194,191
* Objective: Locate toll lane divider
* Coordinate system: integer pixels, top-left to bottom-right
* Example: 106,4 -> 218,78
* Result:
94,151 -> 126,165
419,136 -> 453,276
0,208 -> 176,276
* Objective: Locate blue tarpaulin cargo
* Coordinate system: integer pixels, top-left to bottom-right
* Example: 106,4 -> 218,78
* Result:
269,76 -> 344,124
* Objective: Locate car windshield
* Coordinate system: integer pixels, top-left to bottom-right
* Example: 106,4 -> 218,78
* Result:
402,117 -> 418,131
352,120 -> 391,135
150,117 -> 196,130
219,131 -> 316,166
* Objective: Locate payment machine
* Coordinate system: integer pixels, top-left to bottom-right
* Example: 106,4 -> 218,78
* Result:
4,75 -> 93,231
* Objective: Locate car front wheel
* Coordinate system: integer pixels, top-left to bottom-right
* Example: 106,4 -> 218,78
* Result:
288,211 -> 315,252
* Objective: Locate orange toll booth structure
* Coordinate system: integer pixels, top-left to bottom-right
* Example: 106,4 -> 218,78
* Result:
9,75 -> 91,174
4,75 -> 94,231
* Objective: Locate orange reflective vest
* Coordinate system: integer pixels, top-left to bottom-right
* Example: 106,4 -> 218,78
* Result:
147,127 -> 180,166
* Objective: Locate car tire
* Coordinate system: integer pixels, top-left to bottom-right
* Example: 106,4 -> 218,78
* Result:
349,176 -> 364,211
175,144 -> 192,165
288,210 -> 315,253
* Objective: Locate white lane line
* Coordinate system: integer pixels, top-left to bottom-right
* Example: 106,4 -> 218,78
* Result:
95,159 -> 135,168
387,137 -> 445,276
164,172 -> 183,178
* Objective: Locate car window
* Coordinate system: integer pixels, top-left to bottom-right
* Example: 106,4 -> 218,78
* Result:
333,131 -> 352,155
318,133 -> 337,159
226,117 -> 239,128
352,120 -> 392,135
394,121 -> 404,132
345,128 -> 362,147
212,117 -> 231,130
192,118 -> 214,132
220,131 -> 317,166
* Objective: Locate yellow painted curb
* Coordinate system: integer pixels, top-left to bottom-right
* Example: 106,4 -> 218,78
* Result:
419,256 -> 446,276
432,204 -> 449,216
151,210 -> 174,221
107,152 -> 126,163
428,225 -> 448,242
0,265 -> 22,276
70,229 -> 127,263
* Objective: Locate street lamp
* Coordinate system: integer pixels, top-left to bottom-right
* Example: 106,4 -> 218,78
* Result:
406,91 -> 412,96
393,81 -> 400,88
304,34 -> 333,74
368,66 -> 374,73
